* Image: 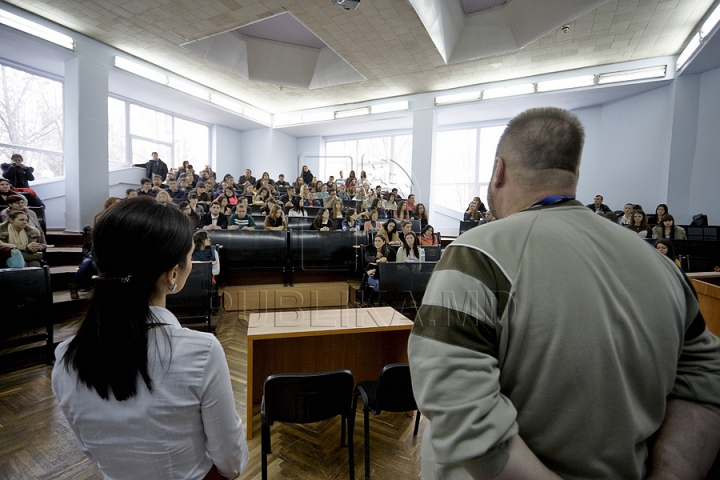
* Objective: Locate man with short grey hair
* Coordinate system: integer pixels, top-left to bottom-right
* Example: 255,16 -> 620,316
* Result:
409,107 -> 720,480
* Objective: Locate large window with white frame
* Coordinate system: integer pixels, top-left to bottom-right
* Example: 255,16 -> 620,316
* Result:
108,97 -> 210,172
324,133 -> 413,197
434,124 -> 506,213
0,63 -> 63,181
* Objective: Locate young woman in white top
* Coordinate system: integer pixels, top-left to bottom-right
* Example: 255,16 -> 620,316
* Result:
396,231 -> 421,262
52,197 -> 248,480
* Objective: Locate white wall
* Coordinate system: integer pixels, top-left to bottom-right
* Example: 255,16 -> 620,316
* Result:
214,125 -> 245,179
233,129 -> 297,180
575,85 -> 674,216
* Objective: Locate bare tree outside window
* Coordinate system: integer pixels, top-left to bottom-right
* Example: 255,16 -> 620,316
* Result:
0,64 -> 63,181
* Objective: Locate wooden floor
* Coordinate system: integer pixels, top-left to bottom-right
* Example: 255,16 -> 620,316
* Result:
0,310 -> 424,479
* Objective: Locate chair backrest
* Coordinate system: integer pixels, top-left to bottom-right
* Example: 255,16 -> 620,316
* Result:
263,370 -> 354,425
375,364 -> 417,413
287,216 -> 314,230
0,266 -> 52,340
166,261 -> 213,311
421,245 -> 441,262
409,219 -> 421,233
459,220 -> 479,235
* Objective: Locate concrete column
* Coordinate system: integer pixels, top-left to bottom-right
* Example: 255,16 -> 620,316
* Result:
64,56 -> 109,231
410,107 -> 437,217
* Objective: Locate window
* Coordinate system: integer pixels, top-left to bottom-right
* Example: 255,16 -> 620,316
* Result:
0,63 -> 63,181
325,133 -> 413,196
108,97 -> 210,172
435,125 -> 505,212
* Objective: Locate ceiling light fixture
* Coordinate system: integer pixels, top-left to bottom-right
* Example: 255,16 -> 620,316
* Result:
370,101 -> 410,114
0,9 -> 75,50
334,107 -> 371,119
598,65 -> 667,84
536,75 -> 596,92
434,91 -> 482,105
482,83 -> 535,99
114,57 -> 168,85
167,78 -> 210,101
701,3 -> 720,39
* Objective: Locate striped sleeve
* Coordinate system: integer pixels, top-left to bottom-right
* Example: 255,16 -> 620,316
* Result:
408,245 -> 518,479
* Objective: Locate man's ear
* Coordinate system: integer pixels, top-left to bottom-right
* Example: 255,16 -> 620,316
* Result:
491,156 -> 506,188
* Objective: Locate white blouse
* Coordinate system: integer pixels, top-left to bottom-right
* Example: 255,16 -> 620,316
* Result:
52,306 -> 248,480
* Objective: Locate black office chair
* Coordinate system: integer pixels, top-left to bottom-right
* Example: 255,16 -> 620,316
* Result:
261,370 -> 355,480
352,364 -> 421,479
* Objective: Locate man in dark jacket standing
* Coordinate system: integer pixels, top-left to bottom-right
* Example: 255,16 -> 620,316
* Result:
144,152 -> 168,182
1,154 -> 35,188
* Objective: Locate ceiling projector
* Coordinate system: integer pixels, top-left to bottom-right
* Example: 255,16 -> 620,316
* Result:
332,0 -> 360,10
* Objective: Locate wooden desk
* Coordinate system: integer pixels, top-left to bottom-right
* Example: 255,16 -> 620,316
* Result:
690,275 -> 720,337
245,307 -> 413,439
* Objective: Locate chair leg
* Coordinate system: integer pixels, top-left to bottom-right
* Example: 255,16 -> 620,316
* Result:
262,451 -> 268,480
347,412 -> 355,480
413,411 -> 421,436
341,410 -> 347,448
261,422 -> 270,480
364,407 -> 371,480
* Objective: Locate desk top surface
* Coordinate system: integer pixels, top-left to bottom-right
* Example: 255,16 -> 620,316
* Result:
247,307 -> 414,339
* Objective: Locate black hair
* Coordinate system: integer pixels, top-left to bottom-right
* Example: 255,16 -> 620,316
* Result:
291,196 -> 305,213
62,197 -> 193,401
193,230 -> 209,252
654,239 -> 676,260
312,208 -> 332,230
656,204 -> 669,216
401,231 -> 420,258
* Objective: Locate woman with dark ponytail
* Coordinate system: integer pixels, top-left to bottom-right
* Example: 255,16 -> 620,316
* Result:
52,197 -> 248,480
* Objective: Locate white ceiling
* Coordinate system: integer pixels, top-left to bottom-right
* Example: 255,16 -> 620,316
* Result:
1,0 -> 715,115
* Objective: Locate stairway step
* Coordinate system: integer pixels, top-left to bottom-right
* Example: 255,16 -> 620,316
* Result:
44,247 -> 84,267
46,230 -> 85,247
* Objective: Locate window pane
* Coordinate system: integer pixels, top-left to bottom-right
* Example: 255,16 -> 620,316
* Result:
435,183 -> 476,212
435,130 -> 477,184
174,118 -> 209,170
393,135 -> 413,196
0,64 -> 63,180
0,147 -> 62,182
108,97 -> 127,171
131,139 -> 171,174
478,125 -> 505,182
129,104 -> 172,142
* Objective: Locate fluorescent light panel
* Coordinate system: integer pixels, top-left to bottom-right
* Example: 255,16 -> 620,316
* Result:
370,101 -> 409,114
435,91 -> 481,105
0,9 -> 75,50
167,78 -> 210,101
701,3 -> 720,38
335,106 -> 370,119
536,75 -> 595,92
114,57 -> 168,85
677,33 -> 701,70
598,65 -> 667,84
482,83 -> 535,99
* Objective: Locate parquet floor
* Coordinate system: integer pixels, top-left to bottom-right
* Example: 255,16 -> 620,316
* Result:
0,311 -> 424,479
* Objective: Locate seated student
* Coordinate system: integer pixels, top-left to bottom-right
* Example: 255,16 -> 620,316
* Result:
395,200 -> 410,220
342,208 -> 362,231
136,178 -> 154,197
193,182 -> 213,208
329,198 -> 345,219
155,190 -> 176,206
287,196 -> 307,217
150,174 -> 167,195
260,197 -> 277,216
311,208 -> 333,231
165,180 -> 186,204
253,187 -> 271,205
323,188 -> 339,207
406,194 -> 417,213
254,172 -> 275,190
618,203 -> 634,225
275,174 -> 289,187
178,177 -> 193,194
125,188 -> 138,199
0,178 -> 17,208
396,231 -> 421,262
178,201 -> 201,230
652,204 -> 669,225
201,202 -> 228,230
379,218 -> 401,245
0,210 -> 45,266
655,239 -> 682,268
305,192 -> 323,208
179,165 -> 198,188
187,192 -> 205,217
419,224 -> 438,246
652,214 -> 687,240
370,198 -> 387,220
0,194 -> 47,244
363,209 -> 382,231
363,234 -> 396,305
413,203 -> 428,229
263,205 -> 287,231
192,230 -> 220,276
337,184 -> 351,201
215,187 -> 238,207
587,194 -> 612,214
280,186 -> 298,207
464,201 -> 484,222
227,203 -> 256,230
398,219 -> 413,245
628,209 -> 651,238
217,196 -> 233,216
